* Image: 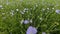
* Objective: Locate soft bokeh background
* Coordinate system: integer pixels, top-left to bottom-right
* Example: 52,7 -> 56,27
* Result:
0,0 -> 60,34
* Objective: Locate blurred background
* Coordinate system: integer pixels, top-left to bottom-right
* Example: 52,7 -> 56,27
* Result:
0,0 -> 60,34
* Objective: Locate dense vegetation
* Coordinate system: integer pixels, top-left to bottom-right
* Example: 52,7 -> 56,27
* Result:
0,0 -> 60,34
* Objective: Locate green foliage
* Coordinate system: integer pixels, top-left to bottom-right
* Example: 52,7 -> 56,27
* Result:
0,0 -> 60,34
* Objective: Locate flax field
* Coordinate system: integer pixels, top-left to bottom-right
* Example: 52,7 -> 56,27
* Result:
0,0 -> 60,34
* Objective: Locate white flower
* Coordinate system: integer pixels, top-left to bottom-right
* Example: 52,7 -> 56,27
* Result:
10,11 -> 14,16
20,11 -> 24,14
47,8 -> 49,10
24,8 -> 28,10
2,13 -> 5,15
42,8 -> 45,11
23,8 -> 28,12
16,9 -> 19,11
30,19 -> 32,23
20,20 -> 24,24
35,4 -> 38,7
40,17 -> 43,21
6,2 -> 9,5
52,8 -> 54,10
56,10 -> 60,14
0,5 -> 2,8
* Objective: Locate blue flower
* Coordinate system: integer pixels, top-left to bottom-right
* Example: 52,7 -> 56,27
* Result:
56,10 -> 60,14
24,20 -> 29,24
26,26 -> 37,34
42,32 -> 46,34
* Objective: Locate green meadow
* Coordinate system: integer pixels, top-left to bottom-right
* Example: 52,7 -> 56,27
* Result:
0,0 -> 60,34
